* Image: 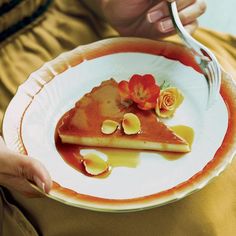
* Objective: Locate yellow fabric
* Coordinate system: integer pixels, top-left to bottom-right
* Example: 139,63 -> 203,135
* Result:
0,189 -> 38,236
0,0 -> 49,33
0,0 -> 12,8
1,0 -> 236,235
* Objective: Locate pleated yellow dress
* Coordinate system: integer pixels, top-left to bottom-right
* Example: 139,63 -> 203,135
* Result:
1,1 -> 236,236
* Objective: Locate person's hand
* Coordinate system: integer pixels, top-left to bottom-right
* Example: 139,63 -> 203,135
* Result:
0,136 -> 52,196
100,0 -> 206,38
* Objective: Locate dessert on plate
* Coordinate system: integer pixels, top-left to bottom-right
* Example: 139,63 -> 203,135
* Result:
57,74 -> 189,153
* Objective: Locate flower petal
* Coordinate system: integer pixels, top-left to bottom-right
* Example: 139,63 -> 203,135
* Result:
156,87 -> 184,118
145,84 -> 160,102
129,74 -> 160,106
122,113 -> 141,135
138,101 -> 156,110
82,153 -> 109,176
101,120 -> 119,134
118,80 -> 130,99
129,74 -> 156,94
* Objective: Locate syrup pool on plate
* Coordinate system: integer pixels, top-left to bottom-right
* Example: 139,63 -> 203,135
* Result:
55,125 -> 194,178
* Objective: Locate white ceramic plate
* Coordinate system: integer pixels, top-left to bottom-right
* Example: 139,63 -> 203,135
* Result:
3,38 -> 236,212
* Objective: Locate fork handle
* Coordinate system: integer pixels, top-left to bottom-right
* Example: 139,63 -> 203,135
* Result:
167,1 -> 203,56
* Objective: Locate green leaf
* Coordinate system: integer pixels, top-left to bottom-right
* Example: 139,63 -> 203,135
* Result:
160,80 -> 170,90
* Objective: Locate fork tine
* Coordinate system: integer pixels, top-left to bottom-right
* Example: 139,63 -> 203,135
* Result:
201,49 -> 221,96
204,61 -> 219,106
204,65 -> 214,105
213,60 -> 221,95
209,61 -> 220,97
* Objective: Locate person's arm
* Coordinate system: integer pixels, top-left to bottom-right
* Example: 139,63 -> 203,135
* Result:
0,136 -> 52,196
82,0 -> 206,38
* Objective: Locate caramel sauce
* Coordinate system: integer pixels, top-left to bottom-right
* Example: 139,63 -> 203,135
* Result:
55,135 -> 140,178
55,125 -> 194,177
171,125 -> 194,147
89,148 -> 140,178
55,79 -> 195,177
159,125 -> 195,160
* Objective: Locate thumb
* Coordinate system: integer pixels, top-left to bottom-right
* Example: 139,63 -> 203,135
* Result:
1,150 -> 52,193
18,156 -> 52,193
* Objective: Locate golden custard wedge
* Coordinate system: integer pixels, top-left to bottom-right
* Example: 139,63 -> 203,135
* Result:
58,79 -> 190,152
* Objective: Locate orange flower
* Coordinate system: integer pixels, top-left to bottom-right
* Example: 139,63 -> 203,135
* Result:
118,74 -> 160,110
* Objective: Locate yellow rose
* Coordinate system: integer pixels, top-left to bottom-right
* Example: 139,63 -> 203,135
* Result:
155,87 -> 184,118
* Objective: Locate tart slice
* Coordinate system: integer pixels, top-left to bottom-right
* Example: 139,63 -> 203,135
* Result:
58,79 -> 190,152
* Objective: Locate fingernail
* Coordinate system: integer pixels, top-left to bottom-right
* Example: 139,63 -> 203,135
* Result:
159,19 -> 174,32
147,10 -> 163,23
34,176 -> 45,193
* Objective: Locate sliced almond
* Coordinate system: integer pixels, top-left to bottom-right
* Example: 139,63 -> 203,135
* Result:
101,120 -> 119,134
82,153 -> 109,176
122,113 -> 141,135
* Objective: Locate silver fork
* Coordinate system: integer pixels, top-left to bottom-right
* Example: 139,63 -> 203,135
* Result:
168,1 -> 221,107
